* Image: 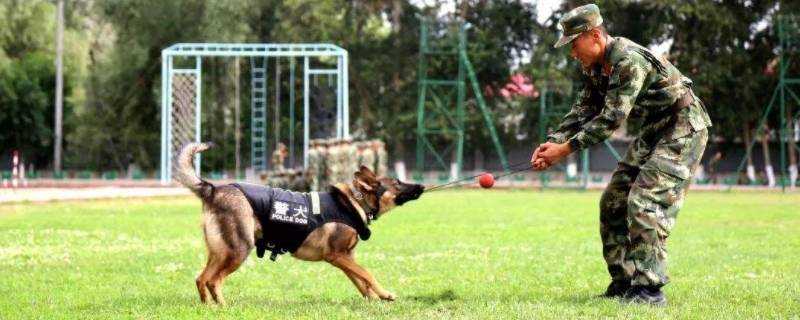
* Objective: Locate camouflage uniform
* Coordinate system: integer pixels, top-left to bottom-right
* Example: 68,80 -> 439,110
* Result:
548,37 -> 712,287
374,140 -> 389,177
271,143 -> 288,172
328,139 -> 343,184
359,142 -> 377,172
318,139 -> 330,188
307,140 -> 321,191
344,138 -> 358,181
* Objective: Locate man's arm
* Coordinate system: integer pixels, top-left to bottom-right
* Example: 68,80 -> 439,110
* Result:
566,56 -> 647,152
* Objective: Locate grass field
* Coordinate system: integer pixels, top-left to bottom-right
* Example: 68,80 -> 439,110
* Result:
1,189 -> 798,319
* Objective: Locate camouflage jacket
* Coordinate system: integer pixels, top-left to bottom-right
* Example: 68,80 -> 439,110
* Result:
547,37 -> 712,150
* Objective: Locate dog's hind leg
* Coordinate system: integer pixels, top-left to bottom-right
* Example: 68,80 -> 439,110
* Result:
206,205 -> 255,305
196,256 -> 212,303
207,249 -> 248,305
197,212 -> 229,304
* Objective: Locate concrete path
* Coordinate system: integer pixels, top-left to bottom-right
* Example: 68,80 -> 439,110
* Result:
0,187 -> 191,204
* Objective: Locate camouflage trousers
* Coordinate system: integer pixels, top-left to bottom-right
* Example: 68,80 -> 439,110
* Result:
600,124 -> 708,287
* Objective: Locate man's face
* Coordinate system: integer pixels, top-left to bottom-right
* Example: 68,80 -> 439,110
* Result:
570,30 -> 604,70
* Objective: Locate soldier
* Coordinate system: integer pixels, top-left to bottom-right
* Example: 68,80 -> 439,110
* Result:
359,141 -> 377,172
327,139 -> 343,183
374,140 -> 388,177
307,140 -> 321,191
344,137 -> 358,180
271,142 -> 288,172
530,4 -> 711,306
318,139 -> 330,188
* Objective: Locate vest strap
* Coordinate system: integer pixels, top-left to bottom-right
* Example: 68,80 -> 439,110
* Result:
310,192 -> 321,215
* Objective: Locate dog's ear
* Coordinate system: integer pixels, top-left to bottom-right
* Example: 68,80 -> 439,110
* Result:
358,165 -> 377,178
354,168 -> 379,191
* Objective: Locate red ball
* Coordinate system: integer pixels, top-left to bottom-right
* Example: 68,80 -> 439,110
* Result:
478,172 -> 495,188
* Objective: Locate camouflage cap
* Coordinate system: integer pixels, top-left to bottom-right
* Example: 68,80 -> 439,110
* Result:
554,4 -> 603,48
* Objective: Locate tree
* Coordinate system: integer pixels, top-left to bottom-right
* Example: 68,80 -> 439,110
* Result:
0,0 -> 88,169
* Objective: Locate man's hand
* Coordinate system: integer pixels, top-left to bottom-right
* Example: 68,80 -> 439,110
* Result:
530,145 -> 550,170
530,142 -> 572,171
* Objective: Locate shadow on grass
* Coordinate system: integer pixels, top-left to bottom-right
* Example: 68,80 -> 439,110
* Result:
556,292 -> 611,305
406,289 -> 458,305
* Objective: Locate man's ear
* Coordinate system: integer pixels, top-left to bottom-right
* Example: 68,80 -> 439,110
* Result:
591,29 -> 602,40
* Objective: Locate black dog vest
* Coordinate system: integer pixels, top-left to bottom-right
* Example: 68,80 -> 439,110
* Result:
231,183 -> 371,261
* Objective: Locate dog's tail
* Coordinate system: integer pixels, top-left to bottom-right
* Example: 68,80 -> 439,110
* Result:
175,142 -> 214,199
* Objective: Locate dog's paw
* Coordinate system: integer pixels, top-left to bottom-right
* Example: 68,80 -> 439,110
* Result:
364,290 -> 380,300
379,291 -> 396,301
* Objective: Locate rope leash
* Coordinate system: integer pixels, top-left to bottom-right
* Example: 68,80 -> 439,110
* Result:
425,160 -> 533,192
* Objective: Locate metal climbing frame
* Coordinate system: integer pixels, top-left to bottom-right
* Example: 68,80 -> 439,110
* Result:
160,43 -> 350,184
730,14 -> 800,191
416,20 -> 509,179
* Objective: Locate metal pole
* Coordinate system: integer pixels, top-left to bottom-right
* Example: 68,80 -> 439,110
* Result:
779,17 -> 788,191
539,84 -> 547,187
455,24 -> 467,179
582,149 -> 589,189
166,56 -> 174,182
194,56 -> 202,175
234,57 -> 241,179
343,52 -> 350,138
336,56 -> 343,138
289,58 -> 296,167
416,20 -> 428,174
303,57 -> 310,168
264,57 -> 269,170
275,59 -> 282,164
160,53 -> 168,184
54,0 -> 64,174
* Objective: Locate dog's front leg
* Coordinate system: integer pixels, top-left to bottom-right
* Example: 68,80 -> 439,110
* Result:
328,254 -> 395,301
341,267 -> 379,299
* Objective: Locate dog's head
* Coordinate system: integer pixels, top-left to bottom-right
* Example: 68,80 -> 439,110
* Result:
348,166 -> 424,219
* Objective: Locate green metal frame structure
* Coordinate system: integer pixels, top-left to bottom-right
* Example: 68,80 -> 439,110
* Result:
730,14 -> 800,191
416,21 -> 509,179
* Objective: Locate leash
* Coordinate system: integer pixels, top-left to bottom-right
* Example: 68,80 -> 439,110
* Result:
425,160 -> 533,192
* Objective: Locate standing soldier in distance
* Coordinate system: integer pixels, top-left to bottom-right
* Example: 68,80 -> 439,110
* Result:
271,142 -> 288,172
318,139 -> 330,188
344,137 -> 358,180
359,141 -> 377,173
374,140 -> 389,177
329,139 -> 343,184
307,140 -> 321,191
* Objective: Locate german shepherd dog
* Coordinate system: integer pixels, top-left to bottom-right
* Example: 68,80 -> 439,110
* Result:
175,143 -> 424,304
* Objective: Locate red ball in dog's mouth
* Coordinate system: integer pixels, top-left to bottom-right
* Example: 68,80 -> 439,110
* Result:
478,173 -> 494,188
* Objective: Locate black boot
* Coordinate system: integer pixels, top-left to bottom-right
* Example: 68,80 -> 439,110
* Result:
603,280 -> 630,298
622,285 -> 667,306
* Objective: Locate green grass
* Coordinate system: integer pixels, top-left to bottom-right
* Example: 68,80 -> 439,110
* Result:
1,190 -> 799,319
